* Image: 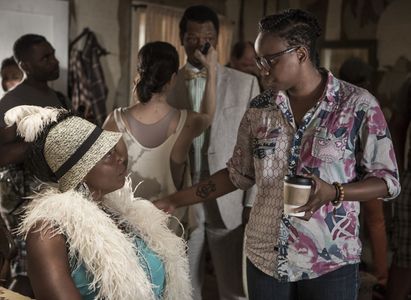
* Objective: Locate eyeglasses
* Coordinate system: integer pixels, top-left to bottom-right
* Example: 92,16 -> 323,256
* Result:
255,46 -> 300,72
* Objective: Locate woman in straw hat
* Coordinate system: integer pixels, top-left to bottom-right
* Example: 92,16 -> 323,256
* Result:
103,41 -> 216,237
4,105 -> 191,300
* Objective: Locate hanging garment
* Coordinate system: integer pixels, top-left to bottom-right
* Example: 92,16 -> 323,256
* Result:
69,29 -> 108,125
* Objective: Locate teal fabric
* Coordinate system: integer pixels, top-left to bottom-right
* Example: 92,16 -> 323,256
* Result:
70,263 -> 97,300
70,236 -> 165,299
135,238 -> 166,298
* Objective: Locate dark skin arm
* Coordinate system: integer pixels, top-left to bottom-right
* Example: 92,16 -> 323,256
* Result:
154,168 -> 237,213
0,125 -> 29,166
295,175 -> 389,220
26,224 -> 82,300
155,168 -> 388,223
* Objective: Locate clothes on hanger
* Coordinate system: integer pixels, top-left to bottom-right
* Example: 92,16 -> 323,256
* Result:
69,28 -> 109,126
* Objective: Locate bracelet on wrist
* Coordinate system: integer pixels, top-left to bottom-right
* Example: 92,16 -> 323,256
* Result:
331,182 -> 344,206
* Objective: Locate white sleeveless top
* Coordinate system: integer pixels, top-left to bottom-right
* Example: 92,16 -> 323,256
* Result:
113,108 -> 192,236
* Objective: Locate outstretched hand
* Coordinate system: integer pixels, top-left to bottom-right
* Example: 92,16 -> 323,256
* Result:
294,173 -> 336,221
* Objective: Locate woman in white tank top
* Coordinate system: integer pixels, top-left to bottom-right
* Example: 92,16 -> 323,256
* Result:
103,41 -> 216,237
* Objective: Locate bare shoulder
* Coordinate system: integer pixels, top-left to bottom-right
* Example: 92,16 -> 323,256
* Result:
26,222 -> 66,252
26,222 -> 69,273
26,222 -> 82,299
102,110 -> 120,132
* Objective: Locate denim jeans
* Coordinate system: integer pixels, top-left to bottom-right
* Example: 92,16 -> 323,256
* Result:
247,259 -> 359,300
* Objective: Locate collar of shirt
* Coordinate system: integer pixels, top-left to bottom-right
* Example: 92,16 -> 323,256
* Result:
275,70 -> 340,109
184,63 -> 207,81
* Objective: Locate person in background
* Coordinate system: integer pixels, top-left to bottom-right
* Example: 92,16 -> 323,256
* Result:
1,57 -> 23,92
228,41 -> 264,91
156,9 -> 400,300
387,78 -> 411,300
339,57 -> 389,299
4,105 -> 191,300
103,41 -> 217,236
228,41 -> 259,77
0,34 -> 70,297
167,5 -> 260,300
0,56 -> 24,289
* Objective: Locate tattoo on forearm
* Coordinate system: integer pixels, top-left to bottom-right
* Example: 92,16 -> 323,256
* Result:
196,180 -> 216,199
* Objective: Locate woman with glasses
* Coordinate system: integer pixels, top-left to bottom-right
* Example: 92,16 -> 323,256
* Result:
155,8 -> 400,300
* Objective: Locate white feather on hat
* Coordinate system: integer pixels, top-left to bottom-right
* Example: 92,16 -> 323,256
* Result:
4,105 -> 122,192
4,105 -> 65,142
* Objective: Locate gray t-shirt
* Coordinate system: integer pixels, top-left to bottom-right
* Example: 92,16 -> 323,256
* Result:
0,81 -> 67,128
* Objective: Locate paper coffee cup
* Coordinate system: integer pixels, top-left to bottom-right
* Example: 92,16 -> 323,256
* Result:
283,175 -> 312,216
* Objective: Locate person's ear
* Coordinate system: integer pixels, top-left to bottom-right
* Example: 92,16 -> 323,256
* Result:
296,47 -> 308,64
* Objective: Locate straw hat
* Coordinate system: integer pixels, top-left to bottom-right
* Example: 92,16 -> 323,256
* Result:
4,105 -> 122,192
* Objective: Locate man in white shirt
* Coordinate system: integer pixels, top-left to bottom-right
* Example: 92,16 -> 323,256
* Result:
167,5 -> 260,300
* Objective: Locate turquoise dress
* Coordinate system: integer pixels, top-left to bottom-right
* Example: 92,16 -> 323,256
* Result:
70,236 -> 166,299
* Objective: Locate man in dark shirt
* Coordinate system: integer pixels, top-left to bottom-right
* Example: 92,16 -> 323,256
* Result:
0,34 -> 69,165
0,34 -> 69,297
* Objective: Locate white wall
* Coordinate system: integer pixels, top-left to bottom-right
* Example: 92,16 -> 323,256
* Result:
0,0 -> 69,96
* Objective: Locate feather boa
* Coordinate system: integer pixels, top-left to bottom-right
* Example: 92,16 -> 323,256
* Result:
18,179 -> 192,300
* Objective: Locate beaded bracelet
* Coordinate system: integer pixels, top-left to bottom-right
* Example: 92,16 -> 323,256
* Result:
331,182 -> 344,206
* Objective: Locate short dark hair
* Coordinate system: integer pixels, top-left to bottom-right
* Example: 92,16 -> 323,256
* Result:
13,34 -> 48,62
259,9 -> 321,67
179,5 -> 219,40
135,41 -> 179,103
1,56 -> 18,71
231,41 -> 254,60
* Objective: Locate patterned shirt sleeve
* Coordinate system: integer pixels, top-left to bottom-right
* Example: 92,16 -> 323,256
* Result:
358,96 -> 401,199
227,109 -> 255,190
